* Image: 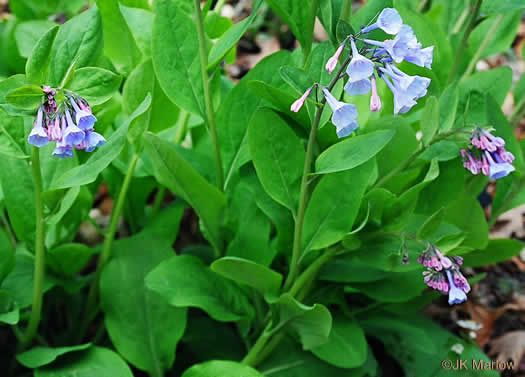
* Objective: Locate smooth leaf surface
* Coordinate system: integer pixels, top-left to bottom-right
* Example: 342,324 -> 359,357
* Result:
248,108 -> 305,211
315,130 -> 395,174
146,254 -> 254,322
152,0 -> 204,116
67,67 -> 122,106
17,344 -> 91,369
303,159 -> 375,252
48,7 -> 103,86
211,257 -> 283,296
35,347 -> 133,377
25,25 -> 58,85
182,360 -> 264,377
101,220 -> 186,373
143,133 -> 225,251
311,315 -> 368,368
6,85 -> 43,110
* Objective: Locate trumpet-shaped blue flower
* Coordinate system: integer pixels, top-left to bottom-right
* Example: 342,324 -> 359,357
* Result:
344,78 -> 371,95
52,138 -> 74,159
364,25 -> 418,63
380,75 -> 417,115
63,111 -> 85,146
405,46 -> 434,69
346,39 -> 375,82
322,87 -> 359,138
361,8 -> 403,35
28,107 -> 49,147
69,97 -> 97,130
84,131 -> 106,152
381,65 -> 430,99
484,151 -> 515,180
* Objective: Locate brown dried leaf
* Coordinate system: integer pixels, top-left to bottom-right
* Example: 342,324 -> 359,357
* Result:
465,301 -> 520,347
489,331 -> 525,370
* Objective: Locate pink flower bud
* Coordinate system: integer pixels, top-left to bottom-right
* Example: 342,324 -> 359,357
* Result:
325,44 -> 345,74
290,87 -> 312,113
369,76 -> 381,111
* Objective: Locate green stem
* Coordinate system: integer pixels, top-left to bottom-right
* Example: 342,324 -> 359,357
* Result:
282,55 -> 353,292
451,2 -> 471,34
447,0 -> 482,84
340,0 -> 352,22
460,14 -> 504,81
241,323 -> 272,366
80,154 -> 139,339
214,0 -> 227,13
244,248 -> 340,367
372,130 -> 467,189
20,147 -> 46,349
194,0 -> 224,190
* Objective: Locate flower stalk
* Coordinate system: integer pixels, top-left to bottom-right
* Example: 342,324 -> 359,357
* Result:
194,0 -> 224,190
20,147 -> 46,349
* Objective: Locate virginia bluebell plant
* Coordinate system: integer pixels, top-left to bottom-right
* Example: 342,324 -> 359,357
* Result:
291,8 -> 434,137
28,86 -> 104,158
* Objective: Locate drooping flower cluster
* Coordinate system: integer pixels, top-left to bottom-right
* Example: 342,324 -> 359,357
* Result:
27,86 -> 105,158
418,244 -> 470,306
290,8 -> 433,138
460,127 -> 515,180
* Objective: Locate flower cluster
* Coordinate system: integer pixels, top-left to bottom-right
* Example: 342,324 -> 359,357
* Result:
418,244 -> 470,306
28,86 -> 105,158
290,8 -> 433,138
460,127 -> 515,180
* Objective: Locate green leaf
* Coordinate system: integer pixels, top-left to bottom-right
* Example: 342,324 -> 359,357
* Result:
208,0 -> 263,68
443,192 -> 488,250
439,85 -> 459,132
146,254 -> 254,322
0,290 -> 19,325
120,5 -> 153,57
315,130 -> 395,174
318,0 -> 344,44
247,80 -> 311,127
417,207 -> 445,240
66,67 -> 122,106
0,154 -> 35,242
143,133 -> 225,251
311,315 -> 367,368
205,11 -> 233,39
25,25 -> 58,85
48,7 -> 103,87
15,20 -> 56,58
274,294 -> 332,350
462,239 -> 524,267
17,344 -> 91,369
216,51 -> 292,189
1,250 -> 55,309
0,229 -> 14,284
95,0 -> 142,75
46,186 -> 80,226
152,0 -> 204,116
0,107 -> 29,159
482,0 -> 525,13
123,59 -> 179,139
101,227 -> 186,373
259,336 -> 376,377
47,243 -> 94,277
182,361 -> 264,377
34,347 -> 133,377
52,94 -> 152,189
265,0 -> 317,58
211,257 -> 283,296
336,19 -> 354,44
248,108 -> 305,211
303,159 -> 374,252
421,96 -> 438,146
6,85 -> 43,110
